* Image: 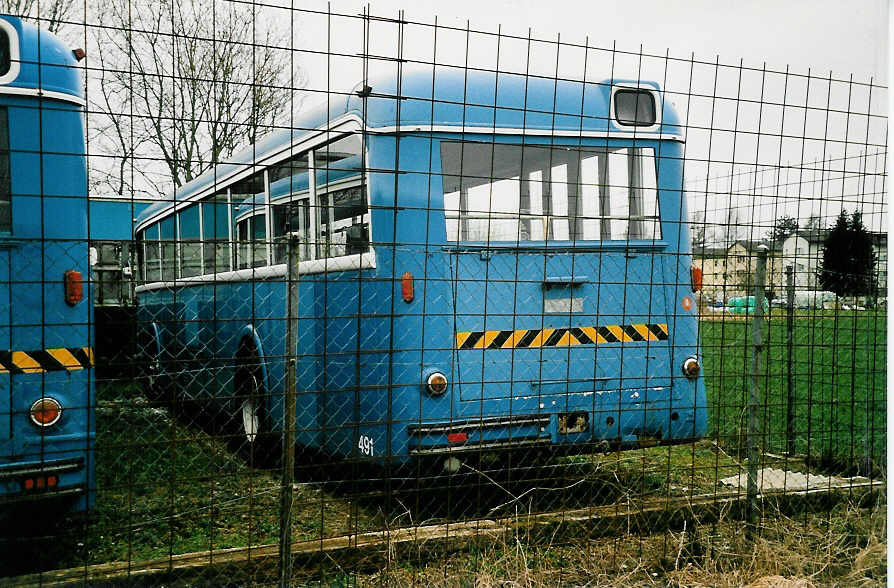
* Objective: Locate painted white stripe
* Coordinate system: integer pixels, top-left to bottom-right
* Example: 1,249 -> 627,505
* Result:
369,124 -> 683,141
134,250 -> 377,294
0,86 -> 85,106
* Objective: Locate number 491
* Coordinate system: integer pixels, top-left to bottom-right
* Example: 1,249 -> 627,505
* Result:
358,435 -> 374,456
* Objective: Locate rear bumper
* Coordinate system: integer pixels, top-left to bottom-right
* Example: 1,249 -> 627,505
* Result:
0,457 -> 87,504
406,394 -> 706,456
407,414 -> 551,455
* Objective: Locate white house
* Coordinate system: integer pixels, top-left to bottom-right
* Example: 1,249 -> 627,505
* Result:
780,230 -> 827,290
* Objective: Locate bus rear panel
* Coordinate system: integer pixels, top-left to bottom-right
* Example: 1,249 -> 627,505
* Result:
0,16 -> 94,514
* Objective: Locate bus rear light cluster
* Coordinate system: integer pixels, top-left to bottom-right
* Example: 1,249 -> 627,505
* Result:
401,272 -> 414,302
425,372 -> 448,396
29,397 -> 62,427
22,475 -> 58,492
447,432 -> 467,443
63,269 -> 83,306
691,266 -> 703,292
681,357 -> 700,380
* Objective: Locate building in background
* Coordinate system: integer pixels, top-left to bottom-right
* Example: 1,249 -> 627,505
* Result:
780,230 -> 828,292
693,240 -> 784,302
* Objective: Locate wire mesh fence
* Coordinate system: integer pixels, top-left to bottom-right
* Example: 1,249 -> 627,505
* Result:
0,2 -> 886,586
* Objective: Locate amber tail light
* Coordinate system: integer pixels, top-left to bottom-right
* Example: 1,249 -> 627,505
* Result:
64,269 -> 83,306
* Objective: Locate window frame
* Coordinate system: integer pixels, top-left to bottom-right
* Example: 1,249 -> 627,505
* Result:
137,124 -> 372,283
440,140 -> 663,246
0,20 -> 21,85
609,84 -> 662,132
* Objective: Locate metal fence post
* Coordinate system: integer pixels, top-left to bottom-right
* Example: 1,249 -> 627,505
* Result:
747,245 -> 769,539
279,234 -> 299,587
785,266 -> 795,456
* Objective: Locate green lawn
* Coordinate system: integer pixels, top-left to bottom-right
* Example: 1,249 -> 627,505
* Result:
700,310 -> 886,466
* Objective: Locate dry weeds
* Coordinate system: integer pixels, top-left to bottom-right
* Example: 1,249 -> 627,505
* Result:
352,500 -> 885,587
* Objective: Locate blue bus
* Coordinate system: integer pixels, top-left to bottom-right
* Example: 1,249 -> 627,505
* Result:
134,69 -> 706,471
0,17 -> 94,511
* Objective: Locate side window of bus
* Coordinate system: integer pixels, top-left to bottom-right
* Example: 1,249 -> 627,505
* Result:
201,191 -> 230,273
0,106 -> 9,232
269,153 -> 311,264
273,199 -> 310,264
231,171 -> 266,269
441,142 -> 660,243
0,28 -> 9,77
178,205 -> 201,277
142,224 -> 161,282
159,215 -> 176,280
314,133 -> 367,258
235,212 -> 266,270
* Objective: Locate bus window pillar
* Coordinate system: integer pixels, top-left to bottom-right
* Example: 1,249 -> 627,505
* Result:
227,188 -> 234,271
308,150 -> 318,261
264,169 -> 272,266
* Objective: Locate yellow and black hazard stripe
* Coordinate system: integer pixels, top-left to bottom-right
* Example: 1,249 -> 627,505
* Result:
456,324 -> 668,350
0,348 -> 93,374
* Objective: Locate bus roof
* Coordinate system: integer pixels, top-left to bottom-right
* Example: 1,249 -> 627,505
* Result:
137,68 -> 682,227
0,16 -> 84,103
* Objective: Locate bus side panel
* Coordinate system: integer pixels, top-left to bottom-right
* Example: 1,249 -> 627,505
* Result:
655,145 -> 708,440
315,268 -> 389,461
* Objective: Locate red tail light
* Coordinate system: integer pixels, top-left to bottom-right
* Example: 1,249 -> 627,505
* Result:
64,269 -> 83,306
401,272 -> 414,302
690,266 -> 703,292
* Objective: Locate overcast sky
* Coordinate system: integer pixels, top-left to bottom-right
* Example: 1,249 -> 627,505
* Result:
291,0 -> 887,87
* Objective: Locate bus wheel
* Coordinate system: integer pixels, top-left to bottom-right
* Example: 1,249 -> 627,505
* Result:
234,353 -> 279,467
241,374 -> 262,444
141,354 -> 170,404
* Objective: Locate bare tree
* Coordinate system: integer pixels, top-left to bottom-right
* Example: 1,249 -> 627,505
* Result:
90,0 -> 303,196
690,209 -> 707,251
0,0 -> 75,33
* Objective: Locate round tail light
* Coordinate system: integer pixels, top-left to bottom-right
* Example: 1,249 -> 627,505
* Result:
30,397 -> 63,427
681,357 -> 700,380
425,372 -> 448,396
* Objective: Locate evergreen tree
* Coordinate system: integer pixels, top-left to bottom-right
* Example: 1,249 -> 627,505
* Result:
818,210 -> 878,297
767,215 -> 798,244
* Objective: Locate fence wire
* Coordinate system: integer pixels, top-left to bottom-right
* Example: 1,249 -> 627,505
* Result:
0,3 -> 886,586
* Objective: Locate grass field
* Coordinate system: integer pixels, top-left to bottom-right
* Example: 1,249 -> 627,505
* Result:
1,311 -> 885,581
700,309 -> 886,466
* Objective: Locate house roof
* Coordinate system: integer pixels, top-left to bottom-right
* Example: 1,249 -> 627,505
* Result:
792,229 -> 831,244
732,239 -> 782,254
692,245 -> 727,257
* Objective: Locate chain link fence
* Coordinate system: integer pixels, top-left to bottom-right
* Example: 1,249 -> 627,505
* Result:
0,3 -> 886,586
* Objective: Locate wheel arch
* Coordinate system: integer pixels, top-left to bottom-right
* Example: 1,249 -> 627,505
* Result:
236,324 -> 270,402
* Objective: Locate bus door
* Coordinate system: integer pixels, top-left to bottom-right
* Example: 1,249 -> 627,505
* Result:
443,142 -> 674,417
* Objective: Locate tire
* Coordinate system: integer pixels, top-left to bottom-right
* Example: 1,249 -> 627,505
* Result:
138,327 -> 167,403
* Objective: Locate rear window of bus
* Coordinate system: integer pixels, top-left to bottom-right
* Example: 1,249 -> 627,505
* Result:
441,141 -> 660,243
